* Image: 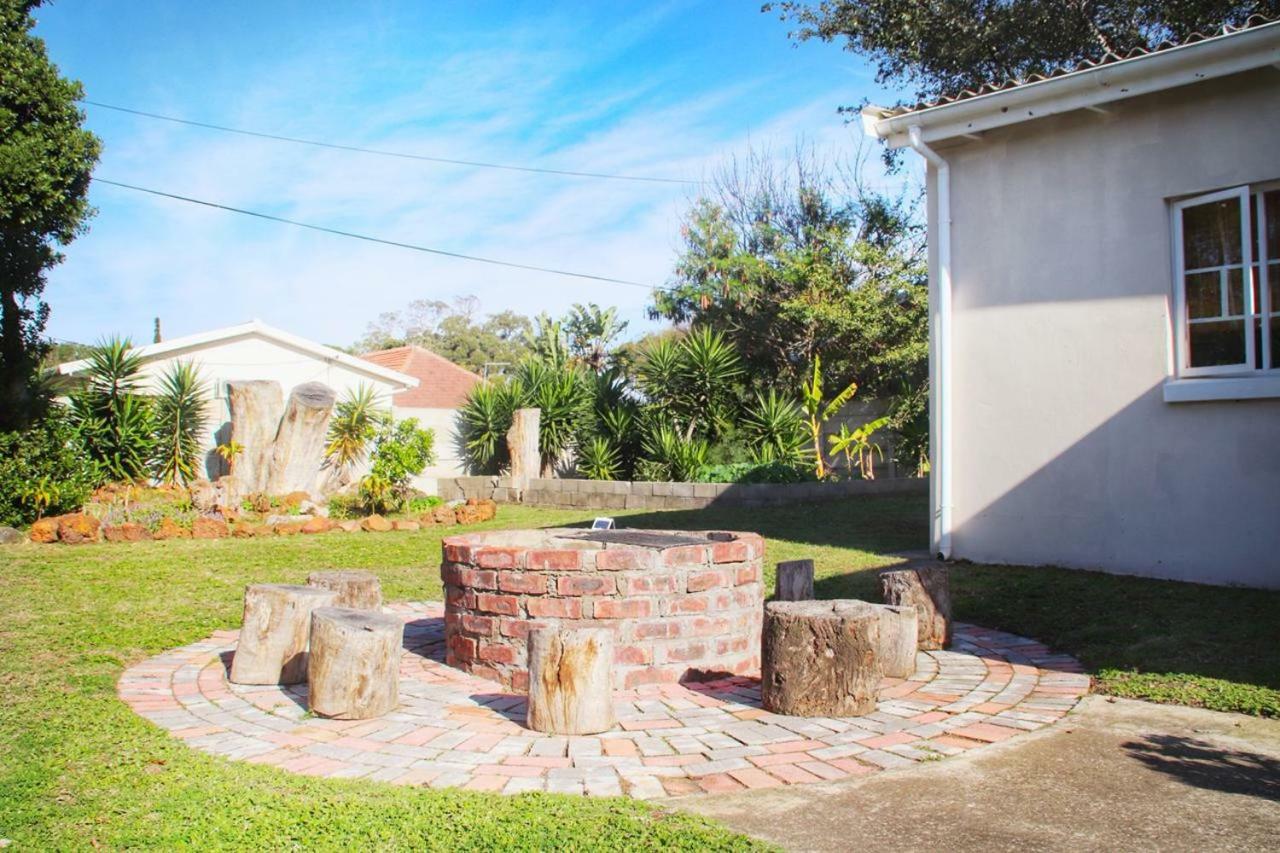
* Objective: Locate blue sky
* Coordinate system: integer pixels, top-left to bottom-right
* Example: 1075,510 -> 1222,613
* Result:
35,1 -> 909,349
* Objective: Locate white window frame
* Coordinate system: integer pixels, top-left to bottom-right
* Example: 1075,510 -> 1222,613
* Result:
1171,185 -> 1255,378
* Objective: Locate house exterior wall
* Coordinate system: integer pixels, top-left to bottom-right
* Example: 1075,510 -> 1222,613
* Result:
128,334 -> 402,480
934,68 -> 1280,588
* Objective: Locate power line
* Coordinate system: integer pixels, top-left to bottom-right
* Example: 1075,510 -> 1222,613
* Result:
81,100 -> 697,186
91,177 -> 661,291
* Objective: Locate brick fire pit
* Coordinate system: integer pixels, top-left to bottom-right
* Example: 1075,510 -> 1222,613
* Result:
440,528 -> 764,691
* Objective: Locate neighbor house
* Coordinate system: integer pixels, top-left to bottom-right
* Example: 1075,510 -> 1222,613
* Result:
863,17 -> 1280,588
58,320 -> 418,482
359,344 -> 482,489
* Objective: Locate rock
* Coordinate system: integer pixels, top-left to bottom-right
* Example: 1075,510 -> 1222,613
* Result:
192,517 -> 230,539
361,515 -> 393,533
232,523 -> 267,538
300,516 -> 334,534
189,479 -> 225,512
431,506 -> 457,526
417,512 -> 438,526
248,493 -> 272,514
152,517 -> 191,540
280,491 -> 311,509
265,513 -> 312,526
57,513 -> 101,544
337,520 -> 363,533
103,522 -> 150,543
219,505 -> 240,523
455,504 -> 481,525
392,519 -> 419,532
274,522 -> 304,536
299,500 -> 329,518
0,526 -> 22,545
29,518 -> 58,543
476,500 -> 497,522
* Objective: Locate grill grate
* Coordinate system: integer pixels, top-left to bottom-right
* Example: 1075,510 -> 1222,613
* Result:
565,530 -> 713,549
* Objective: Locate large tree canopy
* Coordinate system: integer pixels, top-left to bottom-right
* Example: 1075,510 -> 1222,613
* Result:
0,0 -> 100,430
767,0 -> 1278,103
355,296 -> 532,374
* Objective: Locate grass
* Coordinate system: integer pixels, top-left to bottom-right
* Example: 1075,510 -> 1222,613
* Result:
2,495 -> 1276,847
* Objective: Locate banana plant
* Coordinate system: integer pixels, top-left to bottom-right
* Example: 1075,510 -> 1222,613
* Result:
828,416 -> 891,480
801,354 -> 859,479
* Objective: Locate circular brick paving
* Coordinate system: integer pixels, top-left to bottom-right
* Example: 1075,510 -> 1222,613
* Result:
118,601 -> 1089,799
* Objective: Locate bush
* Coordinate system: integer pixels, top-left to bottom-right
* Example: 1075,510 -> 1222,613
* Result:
356,418 -> 436,514
0,408 -> 101,527
696,461 -> 813,484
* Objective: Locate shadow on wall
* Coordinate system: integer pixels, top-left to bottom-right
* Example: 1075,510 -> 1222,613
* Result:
952,380 -> 1280,589
1123,735 -> 1280,802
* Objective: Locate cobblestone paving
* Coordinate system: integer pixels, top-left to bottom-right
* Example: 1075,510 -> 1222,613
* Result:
118,601 -> 1089,799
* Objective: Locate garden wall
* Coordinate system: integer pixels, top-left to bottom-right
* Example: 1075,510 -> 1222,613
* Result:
437,475 -> 928,510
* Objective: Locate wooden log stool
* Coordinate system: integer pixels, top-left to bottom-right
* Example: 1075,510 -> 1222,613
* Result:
308,607 -> 404,719
761,600 -> 883,717
307,570 -> 383,610
229,583 -> 338,685
878,564 -> 952,650
774,559 -> 815,601
871,603 -> 919,678
526,625 -> 614,735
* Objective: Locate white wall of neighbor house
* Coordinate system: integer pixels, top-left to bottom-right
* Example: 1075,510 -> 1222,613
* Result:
935,68 -> 1280,588
125,335 -> 401,480
393,406 -> 470,492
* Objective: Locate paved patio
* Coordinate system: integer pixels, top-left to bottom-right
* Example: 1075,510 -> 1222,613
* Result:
118,601 -> 1089,799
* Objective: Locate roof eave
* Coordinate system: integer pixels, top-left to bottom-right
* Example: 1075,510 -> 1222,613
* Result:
863,20 -> 1280,148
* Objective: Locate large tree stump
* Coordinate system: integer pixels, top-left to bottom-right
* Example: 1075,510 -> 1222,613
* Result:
761,600 -> 882,717
266,382 -> 336,496
526,625 -> 614,735
872,603 -> 919,678
775,559 -> 814,601
307,570 -> 382,610
308,608 -> 404,719
227,380 -> 284,495
506,407 -> 540,492
879,564 -> 952,650
229,584 -> 338,685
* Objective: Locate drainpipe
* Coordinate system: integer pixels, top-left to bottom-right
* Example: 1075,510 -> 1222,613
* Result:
907,126 -> 953,560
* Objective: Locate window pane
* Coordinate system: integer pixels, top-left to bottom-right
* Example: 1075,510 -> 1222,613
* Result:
1266,190 -> 1279,261
1185,271 -> 1220,319
1188,320 -> 1245,367
1183,197 -> 1242,269
1227,268 -> 1247,316
1272,316 -> 1279,369
1270,262 -> 1279,315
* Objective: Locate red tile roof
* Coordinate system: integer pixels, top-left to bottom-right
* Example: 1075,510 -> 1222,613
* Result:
875,14 -> 1277,118
360,345 -> 481,409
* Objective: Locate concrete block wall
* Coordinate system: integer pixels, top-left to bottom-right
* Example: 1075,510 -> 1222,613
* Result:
437,474 -> 928,509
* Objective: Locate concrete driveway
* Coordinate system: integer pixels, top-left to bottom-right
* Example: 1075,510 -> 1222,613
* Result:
680,696 -> 1280,852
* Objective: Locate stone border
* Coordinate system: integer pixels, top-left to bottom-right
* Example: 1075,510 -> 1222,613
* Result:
118,602 -> 1088,799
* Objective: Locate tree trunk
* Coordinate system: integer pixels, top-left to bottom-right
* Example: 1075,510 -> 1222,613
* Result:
266,381 -> 336,496
526,625 -> 614,735
229,584 -> 337,685
775,559 -> 815,601
307,570 -> 382,610
506,407 -> 540,493
879,564 -> 952,650
308,607 -> 403,719
227,380 -> 284,495
872,603 -> 919,678
761,600 -> 882,717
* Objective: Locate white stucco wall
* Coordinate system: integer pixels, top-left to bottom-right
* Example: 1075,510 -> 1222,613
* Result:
126,333 -> 402,480
931,68 -> 1280,588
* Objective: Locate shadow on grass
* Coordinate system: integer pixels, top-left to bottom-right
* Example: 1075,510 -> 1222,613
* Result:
1123,735 -> 1280,801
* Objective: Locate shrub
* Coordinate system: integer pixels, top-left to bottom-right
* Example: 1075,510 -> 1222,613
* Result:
356,418 -> 435,514
151,361 -> 209,485
325,384 -> 389,475
68,337 -> 156,482
696,461 -> 813,484
458,381 -> 519,473
741,389 -> 810,465
0,408 -> 101,527
578,436 -> 621,481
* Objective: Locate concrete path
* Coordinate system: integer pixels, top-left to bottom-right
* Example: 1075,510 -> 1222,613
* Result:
680,696 -> 1280,852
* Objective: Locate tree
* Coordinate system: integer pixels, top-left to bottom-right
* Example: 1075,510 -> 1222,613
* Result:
0,0 -> 101,430
564,303 -> 628,373
766,0 -> 1276,106
354,297 -> 531,375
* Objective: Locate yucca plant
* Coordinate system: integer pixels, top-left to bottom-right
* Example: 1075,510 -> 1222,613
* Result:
578,436 -> 622,481
513,359 -> 594,475
151,361 -> 209,485
325,384 -> 388,475
458,380 -> 520,472
70,337 -> 157,482
742,389 -> 810,465
801,354 -> 859,479
640,421 -> 708,482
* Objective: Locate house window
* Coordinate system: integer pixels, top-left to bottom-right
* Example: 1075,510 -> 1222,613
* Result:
1173,183 -> 1279,377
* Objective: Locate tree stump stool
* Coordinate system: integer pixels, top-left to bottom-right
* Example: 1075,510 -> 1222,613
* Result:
872,603 -> 919,678
526,625 -> 614,735
879,564 -> 952,650
761,600 -> 883,717
308,607 -> 404,719
775,559 -> 815,601
229,584 -> 338,685
307,570 -> 382,610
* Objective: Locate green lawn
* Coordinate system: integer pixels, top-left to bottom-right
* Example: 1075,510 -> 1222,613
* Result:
2,496 -> 1276,848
